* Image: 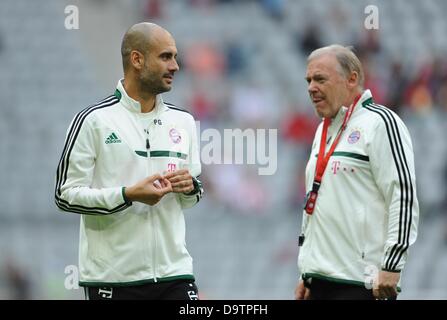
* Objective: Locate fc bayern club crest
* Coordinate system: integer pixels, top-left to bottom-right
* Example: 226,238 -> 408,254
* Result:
169,128 -> 181,144
348,130 -> 361,144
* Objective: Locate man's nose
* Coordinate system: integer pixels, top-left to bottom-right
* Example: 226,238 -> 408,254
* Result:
169,59 -> 179,72
308,81 -> 317,94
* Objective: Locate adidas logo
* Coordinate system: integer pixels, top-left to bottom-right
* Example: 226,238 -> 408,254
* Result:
105,132 -> 122,144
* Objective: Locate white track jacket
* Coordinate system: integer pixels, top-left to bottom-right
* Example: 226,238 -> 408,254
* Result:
298,90 -> 419,288
55,80 -> 203,286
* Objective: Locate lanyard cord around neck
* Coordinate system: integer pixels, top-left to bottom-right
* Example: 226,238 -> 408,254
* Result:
304,93 -> 362,215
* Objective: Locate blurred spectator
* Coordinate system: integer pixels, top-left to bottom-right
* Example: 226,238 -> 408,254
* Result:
224,38 -> 247,76
403,62 -> 434,109
190,90 -> 218,122
281,109 -> 319,146
298,24 -> 323,57
3,259 -> 31,300
386,61 -> 409,112
184,42 -> 226,78
260,0 -> 285,22
408,83 -> 433,113
144,0 -> 163,19
356,30 -> 381,57
361,56 -> 387,105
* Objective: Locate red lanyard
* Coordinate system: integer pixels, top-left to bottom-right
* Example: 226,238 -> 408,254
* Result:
304,94 -> 361,215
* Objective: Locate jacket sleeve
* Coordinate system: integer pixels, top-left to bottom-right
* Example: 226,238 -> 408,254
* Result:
54,113 -> 132,215
368,111 -> 419,272
178,116 -> 203,209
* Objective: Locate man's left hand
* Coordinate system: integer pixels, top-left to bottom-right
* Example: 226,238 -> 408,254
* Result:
163,169 -> 194,194
373,271 -> 400,299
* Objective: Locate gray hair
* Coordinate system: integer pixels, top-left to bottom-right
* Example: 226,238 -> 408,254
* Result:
308,45 -> 364,88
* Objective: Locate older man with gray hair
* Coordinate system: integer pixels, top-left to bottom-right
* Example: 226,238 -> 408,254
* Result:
295,45 -> 419,300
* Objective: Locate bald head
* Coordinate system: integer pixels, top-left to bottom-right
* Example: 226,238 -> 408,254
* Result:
121,22 -> 172,73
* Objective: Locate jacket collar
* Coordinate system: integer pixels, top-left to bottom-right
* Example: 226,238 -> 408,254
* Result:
114,79 -> 168,115
332,89 -> 373,125
359,89 -> 373,107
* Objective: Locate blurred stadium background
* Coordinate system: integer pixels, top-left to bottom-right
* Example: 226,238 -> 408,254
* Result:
0,0 -> 446,299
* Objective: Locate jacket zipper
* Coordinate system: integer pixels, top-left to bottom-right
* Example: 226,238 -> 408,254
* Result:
146,128 -> 158,283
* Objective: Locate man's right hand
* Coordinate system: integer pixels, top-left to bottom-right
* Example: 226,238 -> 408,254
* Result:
295,280 -> 311,300
125,174 -> 172,206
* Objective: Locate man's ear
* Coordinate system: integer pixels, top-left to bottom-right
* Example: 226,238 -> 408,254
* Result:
347,71 -> 359,89
130,50 -> 144,70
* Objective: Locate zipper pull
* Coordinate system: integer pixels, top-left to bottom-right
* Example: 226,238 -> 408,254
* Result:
146,138 -> 150,150
298,234 -> 305,247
